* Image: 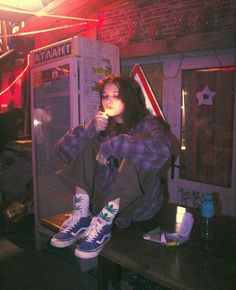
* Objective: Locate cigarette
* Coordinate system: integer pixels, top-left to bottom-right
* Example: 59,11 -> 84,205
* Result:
103,110 -> 109,117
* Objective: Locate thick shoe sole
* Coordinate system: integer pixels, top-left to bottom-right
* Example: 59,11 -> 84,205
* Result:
74,235 -> 111,259
50,231 -> 86,248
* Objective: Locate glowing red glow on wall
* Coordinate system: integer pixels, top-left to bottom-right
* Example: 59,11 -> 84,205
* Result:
97,14 -> 105,31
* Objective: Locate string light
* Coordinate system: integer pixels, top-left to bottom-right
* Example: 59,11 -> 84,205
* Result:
0,5 -> 99,22
35,12 -> 98,22
198,66 -> 236,72
0,54 -> 30,96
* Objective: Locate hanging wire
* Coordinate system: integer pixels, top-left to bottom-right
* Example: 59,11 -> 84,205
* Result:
1,23 -> 87,38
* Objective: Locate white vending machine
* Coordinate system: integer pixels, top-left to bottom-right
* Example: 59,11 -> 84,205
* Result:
30,36 -> 120,248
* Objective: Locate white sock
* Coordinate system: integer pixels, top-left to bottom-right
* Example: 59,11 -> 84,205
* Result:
98,198 -> 120,224
73,187 -> 90,217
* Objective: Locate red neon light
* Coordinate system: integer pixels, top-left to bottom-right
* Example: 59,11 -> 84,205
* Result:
131,64 -> 166,121
0,54 -> 30,97
198,66 -> 236,72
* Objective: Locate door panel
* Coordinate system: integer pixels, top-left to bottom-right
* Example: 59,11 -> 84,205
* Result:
163,51 -> 236,216
180,68 -> 234,188
31,57 -> 78,218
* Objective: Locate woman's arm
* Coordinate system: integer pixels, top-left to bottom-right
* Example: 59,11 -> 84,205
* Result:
99,116 -> 171,172
54,119 -> 98,163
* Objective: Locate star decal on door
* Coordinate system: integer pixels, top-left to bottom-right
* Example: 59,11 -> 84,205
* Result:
196,85 -> 216,106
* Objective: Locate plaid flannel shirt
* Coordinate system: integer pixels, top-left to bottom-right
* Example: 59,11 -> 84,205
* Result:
54,114 -> 171,226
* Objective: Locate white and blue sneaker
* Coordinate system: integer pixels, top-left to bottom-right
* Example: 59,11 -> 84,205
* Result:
50,212 -> 92,248
74,217 -> 112,259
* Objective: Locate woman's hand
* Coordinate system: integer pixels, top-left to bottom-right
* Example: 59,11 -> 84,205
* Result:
96,151 -> 108,166
95,111 -> 109,132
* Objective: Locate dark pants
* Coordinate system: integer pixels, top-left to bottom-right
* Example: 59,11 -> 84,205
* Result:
57,139 -> 159,226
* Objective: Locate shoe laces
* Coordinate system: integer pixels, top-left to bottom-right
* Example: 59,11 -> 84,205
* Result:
85,217 -> 105,242
60,212 -> 81,233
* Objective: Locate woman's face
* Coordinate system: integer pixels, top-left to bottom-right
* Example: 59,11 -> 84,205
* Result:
101,82 -> 125,123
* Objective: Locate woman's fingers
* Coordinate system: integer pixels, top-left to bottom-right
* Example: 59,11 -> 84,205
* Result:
95,111 -> 109,132
96,151 -> 108,166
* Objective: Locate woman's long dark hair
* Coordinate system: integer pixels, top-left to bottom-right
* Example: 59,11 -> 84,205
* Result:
96,75 -> 149,135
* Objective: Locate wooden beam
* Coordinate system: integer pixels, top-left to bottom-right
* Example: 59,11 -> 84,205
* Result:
120,30 -> 236,59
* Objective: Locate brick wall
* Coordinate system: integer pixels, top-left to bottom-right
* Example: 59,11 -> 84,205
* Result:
96,0 -> 236,47
24,0 -> 235,52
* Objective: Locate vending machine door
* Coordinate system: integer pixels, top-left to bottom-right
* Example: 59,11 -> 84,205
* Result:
31,57 -> 78,219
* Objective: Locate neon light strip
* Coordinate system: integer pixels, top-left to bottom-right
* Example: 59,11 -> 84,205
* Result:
0,54 -> 30,96
3,23 -> 87,38
198,66 -> 236,72
0,5 -> 99,22
35,12 -> 99,22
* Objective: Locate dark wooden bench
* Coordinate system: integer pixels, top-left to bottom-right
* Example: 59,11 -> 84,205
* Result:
41,204 -> 236,290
